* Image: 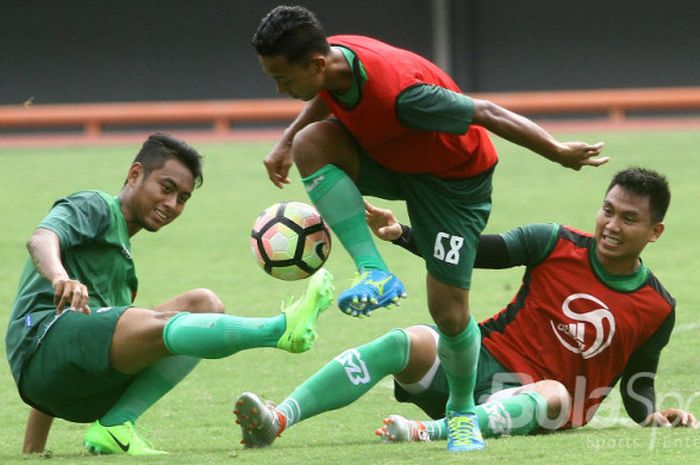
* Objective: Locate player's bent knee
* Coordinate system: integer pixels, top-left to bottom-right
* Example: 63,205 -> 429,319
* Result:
535,380 -> 571,425
395,326 -> 438,384
291,121 -> 356,174
186,288 -> 225,314
111,308 -> 173,373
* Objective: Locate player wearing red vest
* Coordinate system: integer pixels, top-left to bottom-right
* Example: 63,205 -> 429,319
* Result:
252,5 -> 607,452
478,225 -> 674,429
319,34 -> 498,179
234,168 -> 695,449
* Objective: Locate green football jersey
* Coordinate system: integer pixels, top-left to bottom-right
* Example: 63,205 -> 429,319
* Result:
5,191 -> 137,384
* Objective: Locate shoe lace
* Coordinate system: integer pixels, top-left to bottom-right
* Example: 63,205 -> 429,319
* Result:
264,399 -> 278,410
447,414 -> 475,444
349,271 -> 366,286
257,400 -> 283,437
279,293 -> 295,311
129,423 -> 159,450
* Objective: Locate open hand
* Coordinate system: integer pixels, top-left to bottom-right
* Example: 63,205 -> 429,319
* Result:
644,408 -> 697,428
52,278 -> 91,314
554,141 -> 609,171
364,201 -> 402,241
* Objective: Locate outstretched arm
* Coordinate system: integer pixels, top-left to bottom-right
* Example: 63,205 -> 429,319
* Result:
621,313 -> 694,427
623,362 -> 696,428
23,408 -> 54,453
364,201 -> 513,267
471,98 -> 608,170
264,96 -> 331,188
27,228 -> 90,314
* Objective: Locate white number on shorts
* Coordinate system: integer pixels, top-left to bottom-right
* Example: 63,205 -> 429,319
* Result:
433,232 -> 464,264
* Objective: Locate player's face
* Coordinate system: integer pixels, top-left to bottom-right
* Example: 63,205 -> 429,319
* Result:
259,54 -> 325,101
594,185 -> 664,274
125,158 -> 194,234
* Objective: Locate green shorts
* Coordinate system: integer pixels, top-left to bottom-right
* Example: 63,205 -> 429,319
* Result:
19,306 -> 132,423
356,149 -> 493,289
394,342 -> 522,420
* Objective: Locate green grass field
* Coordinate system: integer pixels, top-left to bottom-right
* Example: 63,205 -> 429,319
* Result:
1,129 -> 698,464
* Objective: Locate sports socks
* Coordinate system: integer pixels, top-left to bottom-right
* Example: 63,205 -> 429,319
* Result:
162,312 -> 286,358
437,315 -> 480,413
103,312 -> 293,426
100,355 -> 199,426
302,164 -> 386,271
276,329 -> 410,429
473,391 -> 548,437
417,391 -> 549,440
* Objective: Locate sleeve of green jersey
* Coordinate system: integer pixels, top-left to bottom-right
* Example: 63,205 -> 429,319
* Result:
38,191 -> 112,249
499,223 -> 560,267
396,84 -> 474,134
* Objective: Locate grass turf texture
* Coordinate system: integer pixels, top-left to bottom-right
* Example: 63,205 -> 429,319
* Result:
0,129 -> 698,464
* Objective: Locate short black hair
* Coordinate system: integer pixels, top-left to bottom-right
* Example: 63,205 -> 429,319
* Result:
252,5 -> 330,65
133,133 -> 204,188
607,167 -> 670,223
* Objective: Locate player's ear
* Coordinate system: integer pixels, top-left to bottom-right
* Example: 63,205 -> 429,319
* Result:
648,222 -> 665,243
310,54 -> 326,74
126,162 -> 144,186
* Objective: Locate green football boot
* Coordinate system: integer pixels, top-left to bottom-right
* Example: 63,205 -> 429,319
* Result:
277,268 -> 334,353
84,420 -> 167,456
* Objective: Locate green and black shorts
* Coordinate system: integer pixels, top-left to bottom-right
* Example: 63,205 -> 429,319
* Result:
19,306 -> 132,422
356,148 -> 493,289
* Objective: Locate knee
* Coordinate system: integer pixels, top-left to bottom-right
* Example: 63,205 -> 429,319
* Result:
395,326 -> 437,384
428,304 -> 469,335
534,380 -> 571,425
184,288 -> 225,314
291,121 -> 356,176
429,313 -> 467,336
426,276 -> 470,335
291,122 -> 329,170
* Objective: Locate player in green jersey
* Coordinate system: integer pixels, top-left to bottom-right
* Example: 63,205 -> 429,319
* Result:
252,5 -> 607,452
234,168 -> 695,448
7,133 -> 335,456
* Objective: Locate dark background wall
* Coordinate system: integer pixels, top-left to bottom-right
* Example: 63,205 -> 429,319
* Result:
1,0 -> 698,105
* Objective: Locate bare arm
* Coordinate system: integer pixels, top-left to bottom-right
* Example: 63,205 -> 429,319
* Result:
27,228 -> 90,314
23,408 -> 54,453
365,200 -> 513,267
264,96 -> 331,188
471,98 -> 608,170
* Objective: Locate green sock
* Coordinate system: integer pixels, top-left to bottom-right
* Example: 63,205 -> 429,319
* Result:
162,312 -> 285,358
473,392 -> 549,437
276,329 -> 409,428
100,356 -> 199,426
303,164 -> 386,271
419,419 -> 447,440
416,392 -> 548,440
437,315 -> 480,413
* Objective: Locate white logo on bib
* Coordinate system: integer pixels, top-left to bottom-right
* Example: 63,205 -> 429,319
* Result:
335,349 -> 371,385
550,293 -> 615,359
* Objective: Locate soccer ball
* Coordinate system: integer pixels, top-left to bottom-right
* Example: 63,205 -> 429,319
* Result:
251,201 -> 332,280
